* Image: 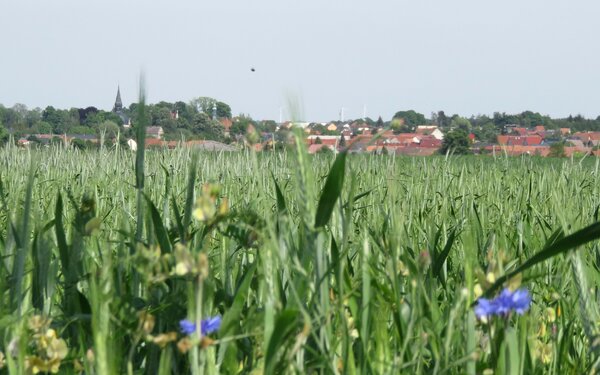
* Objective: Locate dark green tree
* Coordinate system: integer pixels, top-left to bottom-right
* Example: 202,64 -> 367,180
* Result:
437,111 -> 451,127
439,129 -> 472,155
230,115 -> 255,136
190,97 -> 232,119
0,123 -> 8,144
392,110 -> 426,126
191,113 -> 224,141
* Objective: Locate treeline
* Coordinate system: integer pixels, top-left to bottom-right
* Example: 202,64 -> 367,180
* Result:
3,100 -> 600,146
0,97 -> 284,144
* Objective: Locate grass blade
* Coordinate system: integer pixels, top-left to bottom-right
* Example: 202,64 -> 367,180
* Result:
314,151 -> 347,228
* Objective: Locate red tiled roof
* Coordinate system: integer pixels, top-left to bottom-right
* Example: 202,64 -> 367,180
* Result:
497,135 -> 542,146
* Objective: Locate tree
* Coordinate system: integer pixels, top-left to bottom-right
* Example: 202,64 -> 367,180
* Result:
191,113 -> 224,141
392,110 -> 426,127
450,116 -> 472,132
472,122 -> 497,143
0,123 -> 8,144
216,102 -> 232,119
190,97 -> 232,119
391,118 -> 411,134
376,116 -> 384,128
548,141 -> 566,157
439,129 -> 472,155
258,120 -> 277,133
174,101 -> 194,123
436,111 -> 451,127
43,106 -> 77,133
230,115 -> 255,136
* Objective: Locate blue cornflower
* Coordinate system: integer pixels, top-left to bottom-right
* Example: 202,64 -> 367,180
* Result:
179,316 -> 222,335
474,288 -> 531,319
201,316 -> 222,335
180,319 -> 196,335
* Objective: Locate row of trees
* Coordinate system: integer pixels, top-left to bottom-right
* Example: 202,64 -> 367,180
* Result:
0,97 -> 235,143
3,100 -> 600,146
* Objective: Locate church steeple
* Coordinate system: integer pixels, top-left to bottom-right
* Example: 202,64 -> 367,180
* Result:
113,86 -> 123,113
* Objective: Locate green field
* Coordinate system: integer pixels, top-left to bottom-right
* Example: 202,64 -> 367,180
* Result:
1,141 -> 600,374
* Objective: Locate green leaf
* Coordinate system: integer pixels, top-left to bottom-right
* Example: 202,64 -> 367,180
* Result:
182,152 -> 198,243
315,151 -> 347,228
220,263 -> 256,336
145,194 -> 172,254
505,328 -> 520,375
264,309 -> 301,374
272,173 -> 287,214
433,228 -> 456,280
55,193 -> 70,274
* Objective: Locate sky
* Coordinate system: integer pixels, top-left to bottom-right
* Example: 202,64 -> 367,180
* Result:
1,0 -> 600,122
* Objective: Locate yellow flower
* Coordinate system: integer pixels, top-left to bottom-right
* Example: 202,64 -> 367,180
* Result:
47,337 -> 68,360
535,341 -> 553,364
545,307 -> 556,323
175,262 -> 192,276
538,322 -> 547,337
193,184 -> 225,222
193,196 -> 216,222
473,284 -> 483,299
397,260 -> 409,276
28,315 -> 51,332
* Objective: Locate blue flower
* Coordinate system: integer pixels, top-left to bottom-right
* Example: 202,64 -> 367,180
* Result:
474,298 -> 496,318
474,288 -> 531,319
180,319 -> 196,335
200,316 -> 222,335
179,316 -> 222,335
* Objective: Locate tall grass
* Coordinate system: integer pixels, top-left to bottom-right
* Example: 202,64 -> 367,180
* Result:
0,138 -> 600,373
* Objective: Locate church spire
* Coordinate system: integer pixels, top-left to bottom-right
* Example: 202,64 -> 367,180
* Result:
113,86 -> 123,113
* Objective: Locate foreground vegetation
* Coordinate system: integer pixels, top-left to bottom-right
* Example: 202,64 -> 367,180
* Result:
2,139 -> 600,374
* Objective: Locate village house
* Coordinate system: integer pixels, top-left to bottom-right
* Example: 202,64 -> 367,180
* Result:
497,135 -> 543,146
415,125 -> 444,140
572,132 -> 600,147
306,135 -> 350,147
146,126 -> 164,139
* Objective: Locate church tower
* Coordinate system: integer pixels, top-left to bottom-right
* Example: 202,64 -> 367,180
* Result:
112,86 -> 130,126
113,86 -> 123,113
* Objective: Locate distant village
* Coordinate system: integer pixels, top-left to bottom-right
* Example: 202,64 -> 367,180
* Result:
15,118 -> 600,158
6,88 -> 600,157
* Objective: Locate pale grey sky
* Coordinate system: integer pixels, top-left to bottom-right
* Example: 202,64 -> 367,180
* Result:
1,0 -> 599,122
